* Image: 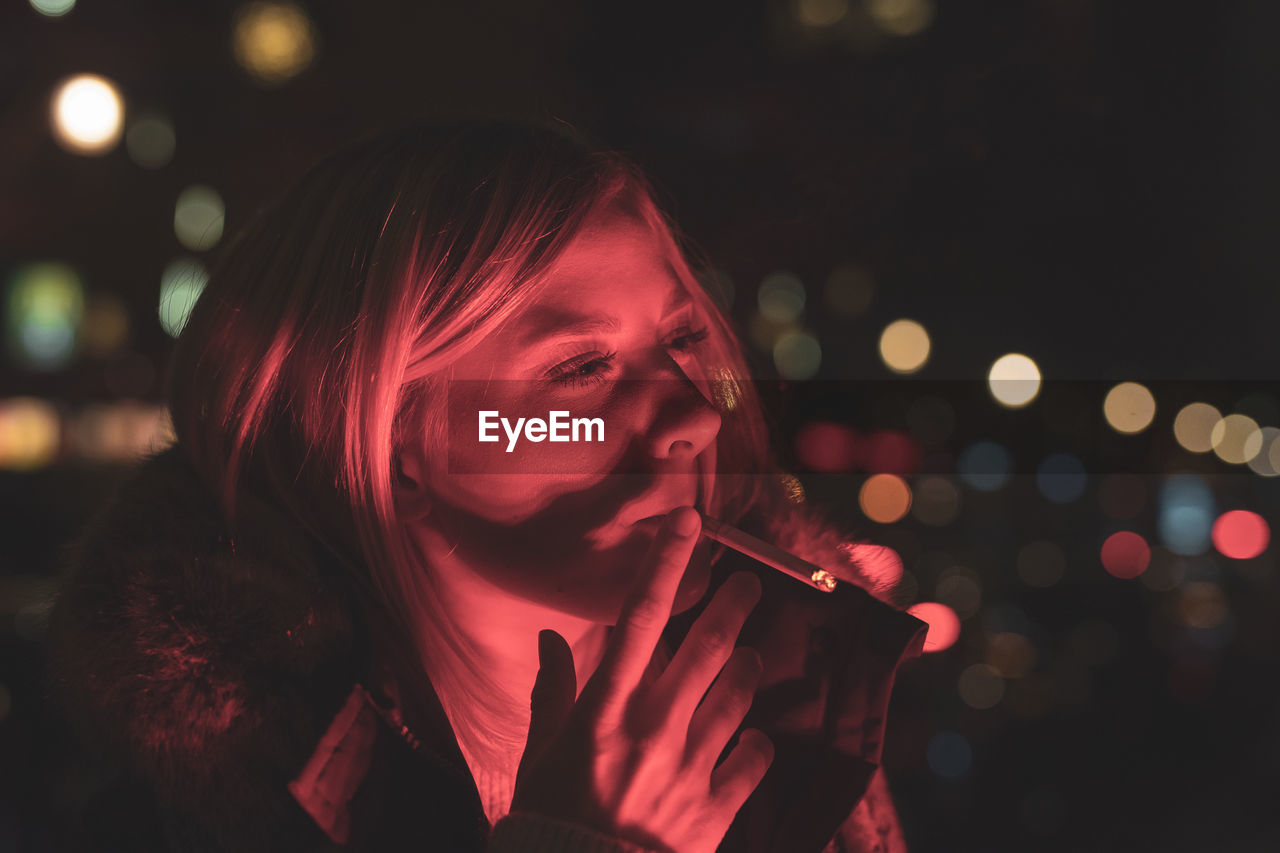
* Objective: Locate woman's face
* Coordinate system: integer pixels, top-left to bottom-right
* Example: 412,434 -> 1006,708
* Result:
397,203 -> 722,626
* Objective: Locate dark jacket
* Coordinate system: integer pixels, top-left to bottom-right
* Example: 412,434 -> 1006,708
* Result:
44,444 -> 926,852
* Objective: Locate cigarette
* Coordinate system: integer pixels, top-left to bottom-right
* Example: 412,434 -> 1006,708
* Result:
697,511 -> 839,593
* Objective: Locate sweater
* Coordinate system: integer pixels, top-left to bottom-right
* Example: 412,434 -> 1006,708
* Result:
44,443 -> 927,852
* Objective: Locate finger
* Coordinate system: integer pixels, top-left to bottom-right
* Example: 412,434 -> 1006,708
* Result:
708,728 -> 774,814
684,645 -> 763,772
518,629 -> 576,779
582,506 -> 701,722
654,570 -> 760,728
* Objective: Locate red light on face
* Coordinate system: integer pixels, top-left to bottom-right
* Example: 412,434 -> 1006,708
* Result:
1212,510 -> 1270,559
906,601 -> 961,653
1100,531 -> 1151,579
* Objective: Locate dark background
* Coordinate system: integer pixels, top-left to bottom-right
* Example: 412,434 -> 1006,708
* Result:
2,1 -> 1278,851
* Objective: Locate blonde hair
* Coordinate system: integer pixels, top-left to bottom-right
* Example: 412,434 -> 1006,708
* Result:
165,119 -> 831,756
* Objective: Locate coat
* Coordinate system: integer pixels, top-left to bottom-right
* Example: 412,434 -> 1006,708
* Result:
44,443 -> 927,852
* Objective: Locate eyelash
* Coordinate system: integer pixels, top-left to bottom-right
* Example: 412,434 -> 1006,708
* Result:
548,325 -> 711,388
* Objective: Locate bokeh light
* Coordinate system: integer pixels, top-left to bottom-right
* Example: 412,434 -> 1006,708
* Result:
0,398 -> 61,470
926,731 -> 971,777
6,262 -> 84,370
1098,473 -> 1146,520
987,353 -> 1041,408
773,329 -> 821,379
792,0 -> 849,28
50,74 -> 123,155
757,271 -> 806,323
64,402 -> 173,462
1103,382 -> 1156,434
1210,413 -> 1262,464
79,293 -> 131,356
232,1 -> 319,86
174,185 -> 225,251
859,473 -> 912,523
906,601 -> 961,652
1173,402 -> 1221,453
958,663 -> 1005,709
1178,582 -> 1229,629
125,114 -> 176,168
795,420 -> 859,472
878,318 -> 930,374
935,566 -> 982,619
867,0 -> 936,37
1211,510 -> 1269,559
1100,530 -> 1150,579
1245,427 -> 1280,477
1035,452 -> 1087,503
863,429 -> 922,475
30,0 -> 76,16
158,258 -> 209,337
985,632 -> 1036,678
1158,473 -> 1214,556
1016,540 -> 1067,588
957,440 -> 1013,491
824,265 -> 874,316
911,475 -> 961,525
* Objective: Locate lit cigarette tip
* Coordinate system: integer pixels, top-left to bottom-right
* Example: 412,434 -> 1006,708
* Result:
697,510 -> 839,593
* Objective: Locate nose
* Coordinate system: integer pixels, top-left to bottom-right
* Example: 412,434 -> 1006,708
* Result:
643,369 -> 722,462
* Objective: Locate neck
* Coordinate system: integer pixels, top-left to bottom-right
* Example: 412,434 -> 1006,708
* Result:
406,524 -> 610,824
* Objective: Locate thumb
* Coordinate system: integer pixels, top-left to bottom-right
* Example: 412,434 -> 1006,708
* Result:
522,629 -> 576,767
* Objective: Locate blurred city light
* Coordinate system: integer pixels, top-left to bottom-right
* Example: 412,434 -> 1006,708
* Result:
79,293 -> 130,356
1035,452 -> 1087,503
985,632 -> 1036,678
0,398 -> 61,470
906,601 -> 961,652
50,74 -> 123,155
792,0 -> 850,28
1245,426 -> 1280,477
158,258 -> 209,337
878,318 -> 930,374
1211,510 -> 1269,559
1103,381 -> 1156,434
823,265 -> 874,316
6,262 -> 84,370
867,0 -> 936,37
926,730 -> 972,777
757,271 -> 806,323
1178,582 -> 1229,629
859,472 -> 912,523
30,0 -> 75,16
911,475 -> 961,525
1173,402 -> 1221,453
935,565 -> 982,619
232,1 -> 319,86
64,402 -> 173,462
126,114 -> 176,168
174,185 -> 225,251
773,329 -> 821,378
1016,540 -> 1066,588
1158,473 -> 1214,555
1210,413 -> 1262,464
957,440 -> 1012,491
958,663 -> 1005,709
1100,530 -> 1150,579
987,353 -> 1041,408
795,420 -> 859,471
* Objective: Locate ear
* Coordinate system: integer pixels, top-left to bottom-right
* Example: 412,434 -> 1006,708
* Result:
392,447 -> 433,523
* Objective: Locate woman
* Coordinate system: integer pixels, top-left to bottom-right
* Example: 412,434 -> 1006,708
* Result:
45,120 -> 927,852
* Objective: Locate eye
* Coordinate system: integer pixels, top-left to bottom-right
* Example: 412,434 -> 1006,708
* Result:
663,324 -> 710,353
547,350 -> 618,388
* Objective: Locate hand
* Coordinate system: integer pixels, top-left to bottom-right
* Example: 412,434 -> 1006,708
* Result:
509,506 -> 775,853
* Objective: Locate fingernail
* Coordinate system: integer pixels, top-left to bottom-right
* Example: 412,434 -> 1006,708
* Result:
669,506 -> 700,537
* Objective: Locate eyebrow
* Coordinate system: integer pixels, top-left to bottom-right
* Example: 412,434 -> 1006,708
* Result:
518,290 -> 694,348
